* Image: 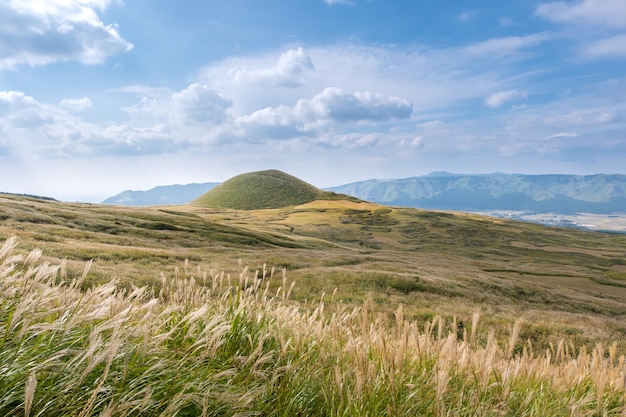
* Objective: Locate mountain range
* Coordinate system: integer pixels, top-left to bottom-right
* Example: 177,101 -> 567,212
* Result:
327,173 -> 626,214
102,182 -> 219,206
102,172 -> 626,214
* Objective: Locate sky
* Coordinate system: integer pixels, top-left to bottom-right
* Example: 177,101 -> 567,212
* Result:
1,0 -> 625,202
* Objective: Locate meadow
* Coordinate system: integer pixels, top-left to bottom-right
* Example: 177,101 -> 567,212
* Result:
1,192 -> 626,415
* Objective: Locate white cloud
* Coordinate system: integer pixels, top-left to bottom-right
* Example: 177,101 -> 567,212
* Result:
545,132 -> 578,140
200,42 -> 538,119
119,86 -> 172,122
0,91 -> 53,131
239,87 -> 412,132
536,0 -> 626,29
584,34 -> 626,58
59,97 -> 93,112
235,87 -> 412,139
122,96 -> 170,120
542,107 -> 625,127
0,91 -> 40,109
230,47 -> 314,87
97,123 -> 184,155
464,33 -> 552,58
401,136 -> 425,149
0,89 -> 187,158
484,90 -> 528,108
535,0 -> 626,60
0,0 -> 132,69
4,37 -> 623,187
418,120 -> 448,131
298,87 -> 413,123
170,83 -> 233,126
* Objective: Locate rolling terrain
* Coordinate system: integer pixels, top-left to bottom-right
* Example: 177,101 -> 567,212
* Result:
2,172 -> 626,349
3,171 -> 626,415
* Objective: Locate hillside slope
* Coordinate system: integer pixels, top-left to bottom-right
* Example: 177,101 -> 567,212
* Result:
192,169 -> 352,209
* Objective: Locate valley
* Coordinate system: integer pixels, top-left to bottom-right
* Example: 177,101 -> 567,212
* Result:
476,210 -> 626,233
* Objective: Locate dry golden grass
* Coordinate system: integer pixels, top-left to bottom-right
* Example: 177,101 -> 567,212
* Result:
2,235 -> 626,415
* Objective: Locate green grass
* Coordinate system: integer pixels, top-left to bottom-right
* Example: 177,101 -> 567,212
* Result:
191,169 -> 357,209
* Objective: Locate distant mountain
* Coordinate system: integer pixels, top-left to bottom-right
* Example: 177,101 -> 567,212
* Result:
327,173 -> 626,214
102,182 -> 219,206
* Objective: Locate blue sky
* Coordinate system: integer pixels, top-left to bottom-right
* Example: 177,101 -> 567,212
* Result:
1,0 -> 625,202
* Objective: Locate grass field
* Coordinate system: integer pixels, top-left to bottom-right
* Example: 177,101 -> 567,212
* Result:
1,193 -> 626,414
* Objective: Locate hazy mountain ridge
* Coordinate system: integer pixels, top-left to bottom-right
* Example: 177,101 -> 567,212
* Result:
102,182 -> 219,206
327,173 -> 626,214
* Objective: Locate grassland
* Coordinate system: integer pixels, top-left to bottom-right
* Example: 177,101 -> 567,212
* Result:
2,192 -> 626,414
2,193 -> 626,349
2,235 -> 626,416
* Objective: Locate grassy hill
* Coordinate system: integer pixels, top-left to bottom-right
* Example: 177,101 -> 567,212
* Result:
2,191 -> 626,414
192,169 -> 354,209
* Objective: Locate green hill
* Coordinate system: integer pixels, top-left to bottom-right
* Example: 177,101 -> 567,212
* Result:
192,169 -> 353,209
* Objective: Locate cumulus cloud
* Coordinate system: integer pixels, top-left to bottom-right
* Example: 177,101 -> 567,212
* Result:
0,90 -> 87,155
230,47 -> 314,87
246,87 -> 412,130
170,83 -> 233,126
237,87 -> 412,138
484,90 -> 528,108
535,0 -> 626,28
0,0 -> 132,69
0,91 -> 40,109
300,87 -> 412,122
59,97 -> 93,112
0,91 -> 53,129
